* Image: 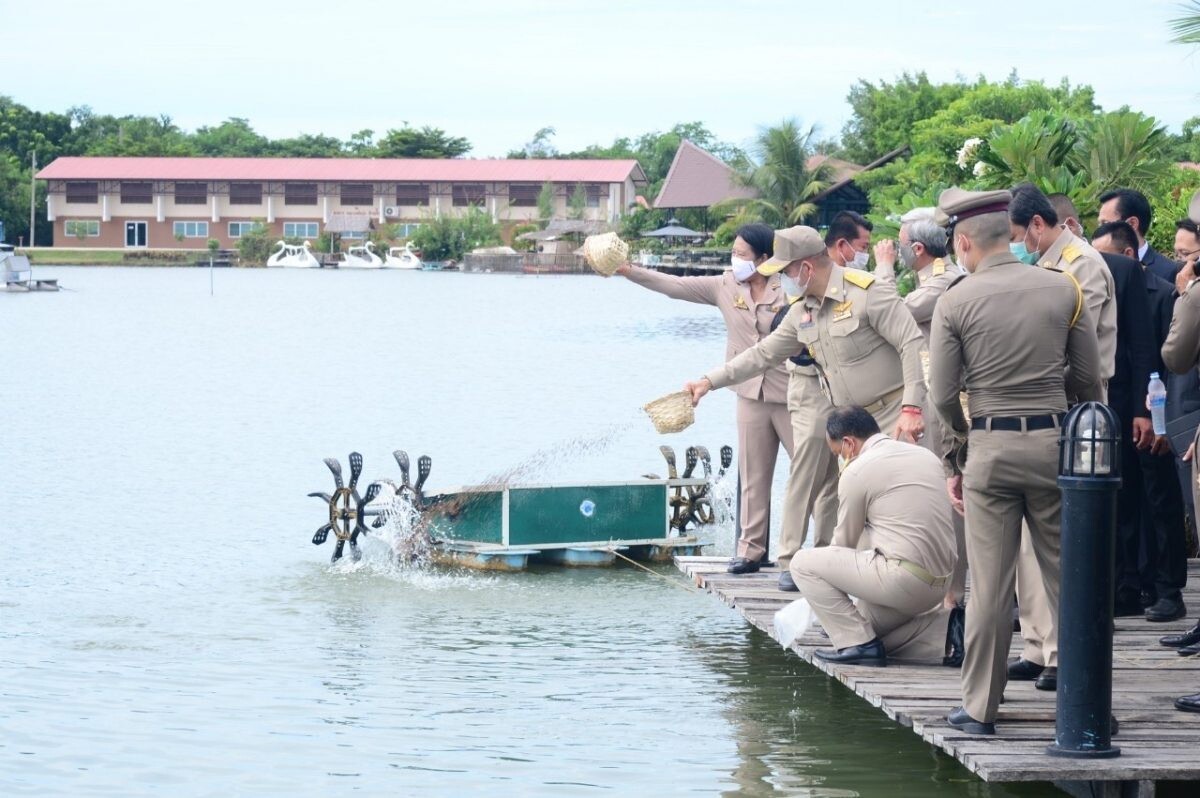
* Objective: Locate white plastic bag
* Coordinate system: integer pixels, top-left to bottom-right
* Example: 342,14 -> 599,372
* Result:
772,597 -> 814,648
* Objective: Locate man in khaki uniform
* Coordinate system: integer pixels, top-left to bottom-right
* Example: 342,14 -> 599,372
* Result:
1007,183 -> 1118,690
790,406 -> 960,666
1162,269 -> 1200,712
929,188 -> 1102,734
617,225 -> 794,573
875,210 -> 970,605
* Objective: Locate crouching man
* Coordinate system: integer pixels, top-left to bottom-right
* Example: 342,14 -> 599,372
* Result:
791,406 -> 963,667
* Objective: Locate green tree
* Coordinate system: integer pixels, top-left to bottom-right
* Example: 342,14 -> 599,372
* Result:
376,125 -> 470,158
712,119 -> 831,227
192,117 -> 270,156
235,221 -> 275,266
567,183 -> 586,220
411,207 -> 500,261
1171,1 -> 1200,42
536,181 -> 555,225
270,133 -> 345,157
508,126 -> 558,159
840,72 -> 968,163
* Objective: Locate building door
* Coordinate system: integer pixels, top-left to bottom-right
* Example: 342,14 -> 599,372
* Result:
125,221 -> 147,248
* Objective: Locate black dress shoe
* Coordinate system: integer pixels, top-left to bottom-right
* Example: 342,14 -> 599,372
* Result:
813,638 -> 887,666
1175,693 -> 1200,712
1145,595 -> 1187,622
947,706 -> 995,735
1006,658 -> 1045,680
1035,666 -> 1057,691
1180,644 -> 1200,657
1159,622 -> 1200,648
942,605 -> 964,667
726,557 -> 761,575
778,571 -> 799,592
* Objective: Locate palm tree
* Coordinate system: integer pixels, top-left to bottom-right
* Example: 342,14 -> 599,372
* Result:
1171,1 -> 1200,43
711,119 -> 832,228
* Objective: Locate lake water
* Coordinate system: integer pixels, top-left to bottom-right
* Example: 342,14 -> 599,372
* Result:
1,267 -> 1057,796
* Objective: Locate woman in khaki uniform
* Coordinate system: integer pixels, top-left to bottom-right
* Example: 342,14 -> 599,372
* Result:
617,224 -> 792,574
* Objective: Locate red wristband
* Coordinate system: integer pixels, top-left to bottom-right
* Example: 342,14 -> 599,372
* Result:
901,406 -> 923,415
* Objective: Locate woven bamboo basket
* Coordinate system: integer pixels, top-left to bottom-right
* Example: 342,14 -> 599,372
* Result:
582,232 -> 629,277
643,391 -> 695,434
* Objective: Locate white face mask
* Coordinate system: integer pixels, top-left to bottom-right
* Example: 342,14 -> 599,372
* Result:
730,256 -> 757,282
780,268 -> 809,298
850,249 -> 870,269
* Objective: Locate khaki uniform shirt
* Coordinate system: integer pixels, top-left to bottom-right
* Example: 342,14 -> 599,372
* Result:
835,433 -> 957,578
706,265 -> 927,410
877,257 -> 966,340
928,252 -> 1104,439
626,267 -> 789,404
1163,278 -> 1200,375
1037,228 -> 1118,381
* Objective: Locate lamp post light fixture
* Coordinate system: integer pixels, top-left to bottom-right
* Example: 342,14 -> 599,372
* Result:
1047,401 -> 1121,759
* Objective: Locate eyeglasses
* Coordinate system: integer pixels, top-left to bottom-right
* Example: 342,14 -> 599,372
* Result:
1176,249 -> 1200,261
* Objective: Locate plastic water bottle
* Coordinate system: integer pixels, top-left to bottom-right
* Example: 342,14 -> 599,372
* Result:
1149,372 -> 1168,436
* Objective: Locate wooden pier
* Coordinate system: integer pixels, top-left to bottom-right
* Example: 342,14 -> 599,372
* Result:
675,556 -> 1200,797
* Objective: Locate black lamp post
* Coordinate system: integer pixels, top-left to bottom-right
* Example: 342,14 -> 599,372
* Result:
1046,401 -> 1121,759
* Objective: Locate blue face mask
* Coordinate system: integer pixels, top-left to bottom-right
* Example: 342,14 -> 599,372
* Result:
1009,241 -> 1039,265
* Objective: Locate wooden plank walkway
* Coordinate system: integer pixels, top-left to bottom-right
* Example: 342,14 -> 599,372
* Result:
676,556 -> 1200,791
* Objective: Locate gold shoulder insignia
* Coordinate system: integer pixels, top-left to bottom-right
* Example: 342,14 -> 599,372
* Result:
1062,244 -> 1082,264
787,294 -> 801,305
932,259 -> 946,276
843,269 -> 876,289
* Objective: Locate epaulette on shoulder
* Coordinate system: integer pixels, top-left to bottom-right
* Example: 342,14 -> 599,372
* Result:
945,274 -> 968,291
787,294 -> 801,305
1062,243 -> 1082,264
932,259 -> 946,276
844,269 -> 876,289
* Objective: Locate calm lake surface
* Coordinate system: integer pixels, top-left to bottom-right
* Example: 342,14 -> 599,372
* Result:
1,267 -> 1058,797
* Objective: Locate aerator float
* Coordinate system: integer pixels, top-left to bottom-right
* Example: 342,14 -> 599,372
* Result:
307,446 -> 731,571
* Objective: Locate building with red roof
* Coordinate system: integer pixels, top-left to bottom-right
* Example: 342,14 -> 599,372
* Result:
35,157 -> 647,249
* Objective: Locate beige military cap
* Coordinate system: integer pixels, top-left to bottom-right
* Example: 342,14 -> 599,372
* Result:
937,188 -> 1013,226
1188,189 -> 1200,224
757,225 -> 826,275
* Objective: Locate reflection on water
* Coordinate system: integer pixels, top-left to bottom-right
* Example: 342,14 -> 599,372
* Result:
1,268 -> 1056,796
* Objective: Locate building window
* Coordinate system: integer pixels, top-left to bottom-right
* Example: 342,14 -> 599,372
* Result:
340,183 -> 374,206
284,222 -> 319,238
396,223 -> 421,237
229,182 -> 263,205
587,184 -> 603,208
64,220 -> 100,238
65,182 -> 99,204
173,221 -> 209,238
228,221 -> 262,238
395,183 -> 429,205
120,182 -> 153,204
285,182 -> 318,205
340,231 -> 367,240
175,182 -> 208,205
452,183 -> 486,206
508,184 -> 540,207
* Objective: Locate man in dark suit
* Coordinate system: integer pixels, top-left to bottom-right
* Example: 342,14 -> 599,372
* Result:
1098,188 -> 1180,282
1094,221 -> 1189,621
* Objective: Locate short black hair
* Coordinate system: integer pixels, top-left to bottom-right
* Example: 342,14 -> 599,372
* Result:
824,211 -> 873,247
1092,220 -> 1139,254
1099,188 -> 1152,235
1177,218 -> 1200,239
825,406 -> 881,441
1010,183 -> 1059,228
734,223 -> 774,260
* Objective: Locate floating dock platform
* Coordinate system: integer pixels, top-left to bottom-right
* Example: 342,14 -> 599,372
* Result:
676,556 -> 1200,798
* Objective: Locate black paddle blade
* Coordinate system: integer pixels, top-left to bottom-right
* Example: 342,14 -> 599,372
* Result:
312,524 -> 332,545
324,458 -> 344,490
372,516 -> 386,528
720,445 -> 733,471
683,447 -> 698,479
348,452 -> 363,492
331,539 -> 345,562
415,456 -> 432,493
307,491 -> 333,503
363,482 -> 382,505
394,450 -> 411,488
659,446 -> 678,479
696,446 -> 712,478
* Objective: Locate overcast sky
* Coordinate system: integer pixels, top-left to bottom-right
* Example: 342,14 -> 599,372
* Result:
8,0 -> 1199,158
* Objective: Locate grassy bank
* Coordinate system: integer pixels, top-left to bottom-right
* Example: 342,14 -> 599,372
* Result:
23,249 -> 239,267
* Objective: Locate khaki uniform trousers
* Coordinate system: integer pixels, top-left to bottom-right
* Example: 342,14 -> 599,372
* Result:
779,372 -> 838,565
734,396 -> 795,560
1015,528 -> 1056,666
790,545 -> 951,662
961,427 -> 1062,723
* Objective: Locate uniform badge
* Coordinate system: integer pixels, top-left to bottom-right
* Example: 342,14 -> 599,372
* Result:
733,294 -> 749,310
799,310 -> 814,328
832,300 -> 853,322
